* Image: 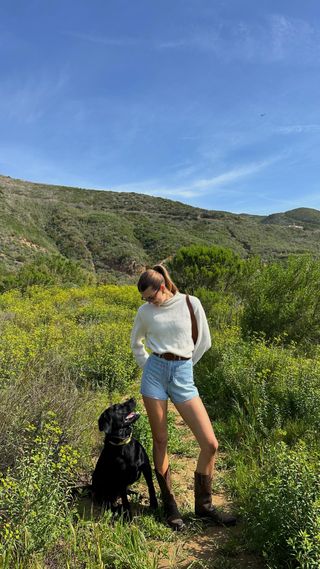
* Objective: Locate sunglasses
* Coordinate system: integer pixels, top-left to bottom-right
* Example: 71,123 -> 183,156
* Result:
141,286 -> 161,303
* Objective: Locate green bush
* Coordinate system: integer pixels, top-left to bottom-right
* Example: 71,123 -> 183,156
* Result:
0,285 -> 140,391
0,253 -> 95,293
168,244 -> 244,295
237,442 -> 320,568
65,321 -> 138,392
195,287 -> 242,329
0,413 -> 78,560
240,255 -> 320,347
195,327 -> 320,445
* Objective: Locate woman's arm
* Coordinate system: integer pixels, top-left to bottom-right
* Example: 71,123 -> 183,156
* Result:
191,298 -> 212,365
130,311 -> 149,368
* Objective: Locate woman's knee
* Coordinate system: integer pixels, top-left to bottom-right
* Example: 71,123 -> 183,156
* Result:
152,433 -> 168,449
202,438 -> 219,457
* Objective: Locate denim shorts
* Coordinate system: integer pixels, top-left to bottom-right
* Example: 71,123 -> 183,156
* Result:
140,353 -> 199,404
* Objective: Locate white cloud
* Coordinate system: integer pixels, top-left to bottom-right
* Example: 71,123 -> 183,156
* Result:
111,157 -> 277,199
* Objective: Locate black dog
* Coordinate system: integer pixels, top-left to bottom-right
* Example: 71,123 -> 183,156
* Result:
92,397 -> 158,516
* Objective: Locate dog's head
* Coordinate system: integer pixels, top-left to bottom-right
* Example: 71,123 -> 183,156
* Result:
98,397 -> 140,438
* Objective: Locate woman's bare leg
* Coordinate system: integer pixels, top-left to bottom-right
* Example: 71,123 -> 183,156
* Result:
174,396 -> 218,475
143,396 -> 184,530
142,396 -> 169,474
175,396 -> 237,525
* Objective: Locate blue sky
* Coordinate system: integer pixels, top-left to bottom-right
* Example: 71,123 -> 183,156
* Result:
1,0 -> 320,215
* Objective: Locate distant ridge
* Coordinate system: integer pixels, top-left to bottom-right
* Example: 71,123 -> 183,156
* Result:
0,174 -> 319,280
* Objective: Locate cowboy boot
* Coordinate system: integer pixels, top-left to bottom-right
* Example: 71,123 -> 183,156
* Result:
194,471 -> 236,526
155,466 -> 184,531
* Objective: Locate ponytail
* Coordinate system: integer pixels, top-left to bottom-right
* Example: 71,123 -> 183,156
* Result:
152,265 -> 178,294
137,264 -> 178,294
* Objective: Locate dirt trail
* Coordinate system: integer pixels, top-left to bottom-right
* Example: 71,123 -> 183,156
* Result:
156,402 -> 265,569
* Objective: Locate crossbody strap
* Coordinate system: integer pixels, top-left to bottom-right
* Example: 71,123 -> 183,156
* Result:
186,294 -> 198,345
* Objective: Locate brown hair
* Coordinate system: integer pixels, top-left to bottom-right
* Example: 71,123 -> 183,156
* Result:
137,264 -> 178,294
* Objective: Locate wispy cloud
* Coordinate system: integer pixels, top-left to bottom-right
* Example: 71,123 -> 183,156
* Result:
64,17 -> 320,64
111,157 -> 278,199
156,40 -> 188,49
155,15 -> 320,65
63,30 -> 138,47
276,124 -> 320,135
0,72 -> 67,124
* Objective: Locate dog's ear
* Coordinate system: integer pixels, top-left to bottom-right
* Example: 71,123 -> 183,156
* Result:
98,410 -> 111,433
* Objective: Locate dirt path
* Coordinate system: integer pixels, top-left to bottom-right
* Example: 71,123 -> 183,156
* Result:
155,402 -> 265,569
77,397 -> 265,568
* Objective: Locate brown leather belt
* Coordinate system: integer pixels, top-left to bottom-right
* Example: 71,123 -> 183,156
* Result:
153,352 -> 191,361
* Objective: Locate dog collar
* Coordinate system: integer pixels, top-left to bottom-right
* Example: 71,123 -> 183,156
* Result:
108,433 -> 133,446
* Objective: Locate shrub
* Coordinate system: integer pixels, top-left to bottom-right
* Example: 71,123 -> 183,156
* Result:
237,442 -> 320,568
195,287 -> 242,329
195,328 -> 320,445
168,244 -> 244,295
0,359 -> 105,475
65,321 -> 138,392
240,255 -> 320,347
0,285 -> 140,391
0,253 -> 95,293
0,413 -> 79,560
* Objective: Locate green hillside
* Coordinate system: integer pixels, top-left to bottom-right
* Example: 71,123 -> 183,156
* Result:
1,174 -> 319,280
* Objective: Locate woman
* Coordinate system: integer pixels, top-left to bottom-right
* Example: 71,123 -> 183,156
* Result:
131,264 -> 236,530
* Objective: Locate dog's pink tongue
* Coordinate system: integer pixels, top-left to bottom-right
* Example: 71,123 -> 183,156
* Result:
126,412 -> 135,420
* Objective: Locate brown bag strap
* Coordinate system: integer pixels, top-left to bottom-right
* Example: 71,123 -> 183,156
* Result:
186,294 -> 198,345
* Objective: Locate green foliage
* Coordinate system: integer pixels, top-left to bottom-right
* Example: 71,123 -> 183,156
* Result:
241,254 -> 320,346
195,327 -> 320,445
0,253 -> 95,293
0,413 -> 78,560
0,278 -> 319,568
195,287 -> 242,329
65,321 -> 137,393
2,174 -> 320,281
168,244 -> 244,294
236,442 -> 320,568
0,285 -> 140,391
0,284 -> 142,474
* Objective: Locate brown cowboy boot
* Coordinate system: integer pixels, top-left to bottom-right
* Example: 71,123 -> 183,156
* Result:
194,471 -> 236,526
155,466 -> 184,531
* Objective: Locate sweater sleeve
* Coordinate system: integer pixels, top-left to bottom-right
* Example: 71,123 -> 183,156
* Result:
130,311 -> 149,369
191,297 -> 212,365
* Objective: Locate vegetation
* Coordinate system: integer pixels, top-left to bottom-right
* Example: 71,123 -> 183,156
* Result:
240,254 -> 320,347
168,244 -> 244,294
237,442 -> 320,568
1,174 -> 320,283
0,254 -> 95,293
0,242 -> 320,567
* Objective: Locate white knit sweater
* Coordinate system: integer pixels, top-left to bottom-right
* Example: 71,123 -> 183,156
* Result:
130,292 -> 211,369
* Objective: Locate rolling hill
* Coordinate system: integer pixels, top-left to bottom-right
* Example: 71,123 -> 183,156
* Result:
1,174 -> 319,280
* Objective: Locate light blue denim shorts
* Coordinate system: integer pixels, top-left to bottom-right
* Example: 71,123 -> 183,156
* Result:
140,353 -> 199,404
